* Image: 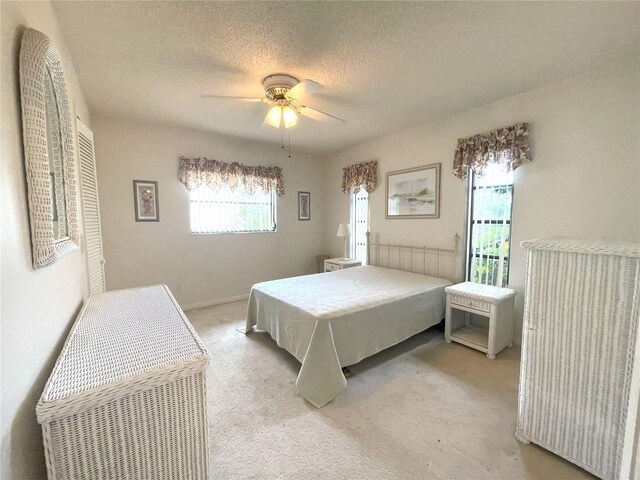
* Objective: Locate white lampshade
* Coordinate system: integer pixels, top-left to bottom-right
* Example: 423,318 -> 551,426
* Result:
282,105 -> 298,128
266,106 -> 282,128
336,223 -> 352,237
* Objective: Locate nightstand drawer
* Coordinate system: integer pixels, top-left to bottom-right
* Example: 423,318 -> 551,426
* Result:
450,294 -> 491,313
324,263 -> 340,272
324,258 -> 361,272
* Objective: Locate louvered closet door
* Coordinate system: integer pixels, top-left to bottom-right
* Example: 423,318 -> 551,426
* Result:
77,119 -> 106,294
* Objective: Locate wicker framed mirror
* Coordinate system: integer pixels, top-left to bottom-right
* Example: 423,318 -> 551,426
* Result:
19,28 -> 80,269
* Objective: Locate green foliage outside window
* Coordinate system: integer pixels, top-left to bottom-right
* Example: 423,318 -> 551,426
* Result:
468,166 -> 514,287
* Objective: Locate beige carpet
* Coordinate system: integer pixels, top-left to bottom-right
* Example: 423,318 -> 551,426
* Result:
186,301 -> 593,480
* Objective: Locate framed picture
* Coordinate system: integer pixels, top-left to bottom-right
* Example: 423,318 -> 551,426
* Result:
386,163 -> 440,219
133,180 -> 159,222
298,191 -> 310,221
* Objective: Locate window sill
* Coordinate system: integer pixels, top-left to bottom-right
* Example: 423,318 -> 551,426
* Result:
189,229 -> 277,236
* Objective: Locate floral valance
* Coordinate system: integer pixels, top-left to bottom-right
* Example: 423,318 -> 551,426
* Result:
178,157 -> 284,197
341,160 -> 378,194
453,123 -> 531,179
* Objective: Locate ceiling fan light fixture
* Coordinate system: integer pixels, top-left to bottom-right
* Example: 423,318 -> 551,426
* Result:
263,74 -> 298,101
283,105 -> 297,128
266,105 -> 282,128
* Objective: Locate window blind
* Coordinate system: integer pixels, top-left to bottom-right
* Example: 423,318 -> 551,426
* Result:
189,184 -> 276,234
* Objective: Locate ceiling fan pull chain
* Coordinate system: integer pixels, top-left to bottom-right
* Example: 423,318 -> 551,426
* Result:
288,131 -> 292,159
281,127 -> 284,149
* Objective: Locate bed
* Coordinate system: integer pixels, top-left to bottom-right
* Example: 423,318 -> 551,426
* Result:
243,234 -> 460,407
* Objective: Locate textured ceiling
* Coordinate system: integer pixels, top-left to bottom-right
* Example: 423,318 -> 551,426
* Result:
52,1 -> 640,156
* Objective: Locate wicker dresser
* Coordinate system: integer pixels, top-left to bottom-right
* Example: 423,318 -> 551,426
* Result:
36,285 -> 211,480
516,237 -> 640,479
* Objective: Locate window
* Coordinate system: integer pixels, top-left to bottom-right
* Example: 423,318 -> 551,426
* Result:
189,184 -> 276,234
466,163 -> 514,287
350,189 -> 369,263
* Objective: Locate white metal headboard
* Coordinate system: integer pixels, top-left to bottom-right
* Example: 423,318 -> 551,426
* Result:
365,231 -> 461,282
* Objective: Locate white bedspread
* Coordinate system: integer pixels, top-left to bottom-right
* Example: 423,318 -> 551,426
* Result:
244,265 -> 451,407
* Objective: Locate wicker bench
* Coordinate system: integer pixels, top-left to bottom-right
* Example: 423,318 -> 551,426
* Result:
36,285 -> 211,480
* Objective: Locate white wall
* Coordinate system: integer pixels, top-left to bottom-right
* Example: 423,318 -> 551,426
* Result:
0,2 -> 92,478
323,60 -> 640,344
92,116 -> 327,308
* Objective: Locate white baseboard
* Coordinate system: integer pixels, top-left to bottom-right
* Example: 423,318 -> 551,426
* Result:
182,293 -> 249,311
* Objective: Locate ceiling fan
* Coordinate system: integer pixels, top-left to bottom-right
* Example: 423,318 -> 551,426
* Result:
202,74 -> 345,129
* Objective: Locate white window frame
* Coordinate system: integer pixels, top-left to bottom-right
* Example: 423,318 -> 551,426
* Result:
465,165 -> 514,287
350,188 -> 369,264
189,184 -> 277,235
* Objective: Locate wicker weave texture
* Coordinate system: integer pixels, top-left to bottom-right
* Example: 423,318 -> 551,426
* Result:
517,238 -> 640,479
445,281 -> 516,304
19,28 -> 80,269
43,374 -> 208,480
37,285 -> 211,480
39,285 -> 209,408
520,236 -> 640,257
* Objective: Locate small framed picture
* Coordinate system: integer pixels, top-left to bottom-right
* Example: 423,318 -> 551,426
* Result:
298,191 -> 310,221
386,163 -> 441,219
133,180 -> 159,222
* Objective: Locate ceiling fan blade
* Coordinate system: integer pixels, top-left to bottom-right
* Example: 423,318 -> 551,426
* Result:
285,79 -> 324,101
298,104 -> 346,123
201,94 -> 265,103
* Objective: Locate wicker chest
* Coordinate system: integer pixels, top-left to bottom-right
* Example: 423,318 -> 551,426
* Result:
36,285 -> 211,480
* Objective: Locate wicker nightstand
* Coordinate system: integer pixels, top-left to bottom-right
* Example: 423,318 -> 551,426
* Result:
324,258 -> 361,272
444,282 -> 516,359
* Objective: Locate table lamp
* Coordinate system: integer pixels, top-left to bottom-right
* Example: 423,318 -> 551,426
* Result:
336,223 -> 352,260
